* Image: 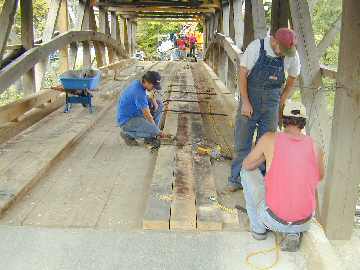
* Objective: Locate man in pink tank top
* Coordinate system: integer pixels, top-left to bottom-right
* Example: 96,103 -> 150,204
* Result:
238,101 -> 325,251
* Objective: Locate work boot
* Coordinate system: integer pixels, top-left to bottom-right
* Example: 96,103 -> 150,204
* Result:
220,184 -> 243,195
120,132 -> 138,146
251,230 -> 268,241
280,233 -> 302,252
144,137 -> 161,150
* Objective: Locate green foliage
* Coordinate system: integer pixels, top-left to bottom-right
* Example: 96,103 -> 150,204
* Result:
136,20 -> 183,59
0,0 -> 49,39
312,0 -> 342,67
0,86 -> 24,106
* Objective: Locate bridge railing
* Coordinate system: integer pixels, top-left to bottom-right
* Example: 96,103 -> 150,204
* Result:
204,32 -> 338,99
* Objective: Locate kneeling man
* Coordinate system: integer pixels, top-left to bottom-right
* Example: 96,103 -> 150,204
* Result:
117,71 -> 165,146
240,101 -> 324,251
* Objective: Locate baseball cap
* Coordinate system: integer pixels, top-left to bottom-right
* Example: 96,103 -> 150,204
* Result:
283,100 -> 307,119
275,28 -> 297,57
143,71 -> 161,90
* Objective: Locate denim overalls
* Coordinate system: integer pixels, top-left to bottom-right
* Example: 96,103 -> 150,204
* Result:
229,39 -> 285,188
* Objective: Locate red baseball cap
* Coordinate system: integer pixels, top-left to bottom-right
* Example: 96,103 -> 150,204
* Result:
275,28 -> 297,57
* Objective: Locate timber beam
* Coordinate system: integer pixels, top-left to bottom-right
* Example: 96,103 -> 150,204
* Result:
0,30 -> 128,94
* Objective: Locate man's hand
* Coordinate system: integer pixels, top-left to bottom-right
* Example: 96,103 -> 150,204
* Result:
241,99 -> 253,118
153,100 -> 159,111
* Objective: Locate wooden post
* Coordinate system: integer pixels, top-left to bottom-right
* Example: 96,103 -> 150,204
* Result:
99,7 -> 113,64
243,0 -> 254,50
251,0 -> 267,39
271,0 -> 290,35
0,0 -> 19,61
321,0 -> 360,240
222,4 -> 230,87
89,7 -> 105,67
233,0 -> 245,48
57,0 -> 69,74
82,1 -> 91,68
111,12 -> 123,57
35,0 -> 61,90
229,0 -> 236,41
123,17 -> 130,54
20,0 -> 36,94
126,18 -> 133,56
132,21 -> 137,54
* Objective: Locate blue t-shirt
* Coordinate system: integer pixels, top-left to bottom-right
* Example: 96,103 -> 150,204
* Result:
117,80 -> 149,126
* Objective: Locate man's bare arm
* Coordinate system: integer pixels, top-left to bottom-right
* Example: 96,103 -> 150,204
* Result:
280,76 -> 296,106
239,66 -> 253,117
143,107 -> 156,125
243,135 -> 267,171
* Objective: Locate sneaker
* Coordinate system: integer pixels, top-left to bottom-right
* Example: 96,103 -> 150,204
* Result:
120,132 -> 138,146
251,230 -> 268,240
280,233 -> 302,252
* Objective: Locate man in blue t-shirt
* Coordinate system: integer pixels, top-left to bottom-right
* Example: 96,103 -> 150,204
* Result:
117,71 -> 165,146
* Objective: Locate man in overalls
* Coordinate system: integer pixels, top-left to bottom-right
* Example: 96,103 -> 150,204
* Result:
227,28 -> 301,192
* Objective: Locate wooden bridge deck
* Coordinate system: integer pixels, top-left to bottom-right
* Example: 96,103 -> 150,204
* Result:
0,61 -> 244,231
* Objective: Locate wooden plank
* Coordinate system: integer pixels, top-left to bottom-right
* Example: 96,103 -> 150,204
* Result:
0,89 -> 60,124
143,146 -> 175,230
170,70 -> 197,231
0,95 -> 64,144
0,0 -> 19,61
143,64 -> 179,229
321,0 -> 360,240
0,77 -> 124,217
1,63 -> 157,227
188,95 -> 222,231
20,0 -> 36,94
170,146 -> 196,230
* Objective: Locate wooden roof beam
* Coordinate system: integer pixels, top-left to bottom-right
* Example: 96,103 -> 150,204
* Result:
96,1 -> 220,9
109,6 -> 216,13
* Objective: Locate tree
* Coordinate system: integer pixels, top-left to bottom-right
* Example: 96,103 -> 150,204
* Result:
136,20 -> 183,59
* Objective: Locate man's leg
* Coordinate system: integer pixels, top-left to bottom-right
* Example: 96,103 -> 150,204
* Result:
240,168 -> 267,238
228,107 -> 257,189
121,117 -> 160,139
152,100 -> 164,127
257,106 -> 279,173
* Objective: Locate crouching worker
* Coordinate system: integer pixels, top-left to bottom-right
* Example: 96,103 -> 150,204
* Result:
239,101 -> 324,252
117,71 -> 165,147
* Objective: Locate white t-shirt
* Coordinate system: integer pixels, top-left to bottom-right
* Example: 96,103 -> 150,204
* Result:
241,37 -> 301,78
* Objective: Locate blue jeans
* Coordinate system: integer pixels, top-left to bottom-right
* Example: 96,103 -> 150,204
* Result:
228,102 -> 279,188
240,169 -> 311,234
121,101 -> 163,139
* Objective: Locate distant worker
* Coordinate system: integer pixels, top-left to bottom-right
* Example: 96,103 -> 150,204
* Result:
189,33 -> 197,57
239,101 -> 324,251
117,71 -> 166,147
177,37 -> 186,59
227,28 -> 301,192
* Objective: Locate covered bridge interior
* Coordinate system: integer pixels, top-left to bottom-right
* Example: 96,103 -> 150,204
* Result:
0,0 -> 359,269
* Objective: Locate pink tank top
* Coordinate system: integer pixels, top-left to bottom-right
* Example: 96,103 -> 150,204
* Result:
265,133 -> 321,222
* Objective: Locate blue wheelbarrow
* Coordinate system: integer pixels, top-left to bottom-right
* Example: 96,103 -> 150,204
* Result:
57,69 -> 101,113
